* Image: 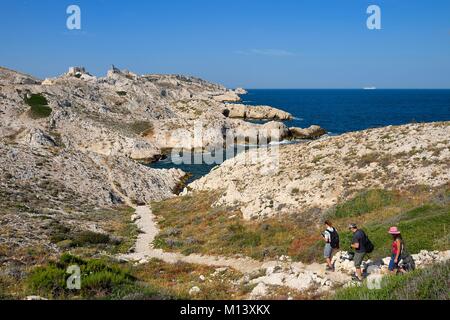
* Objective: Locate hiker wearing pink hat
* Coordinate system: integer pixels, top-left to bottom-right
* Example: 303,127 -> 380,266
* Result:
388,226 -> 403,274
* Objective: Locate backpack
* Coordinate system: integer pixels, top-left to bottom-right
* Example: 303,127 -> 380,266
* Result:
329,228 -> 340,249
400,242 -> 416,271
362,231 -> 374,253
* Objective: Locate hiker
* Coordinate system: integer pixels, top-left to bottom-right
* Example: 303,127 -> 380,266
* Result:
388,226 -> 404,274
349,223 -> 372,281
322,220 -> 339,271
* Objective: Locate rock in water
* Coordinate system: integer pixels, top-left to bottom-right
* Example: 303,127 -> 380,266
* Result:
289,125 -> 327,139
225,103 -> 293,120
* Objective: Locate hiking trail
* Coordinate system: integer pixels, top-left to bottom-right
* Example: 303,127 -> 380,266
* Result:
118,205 -> 351,285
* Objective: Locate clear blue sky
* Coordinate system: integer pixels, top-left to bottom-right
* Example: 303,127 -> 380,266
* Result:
1,0 -> 449,88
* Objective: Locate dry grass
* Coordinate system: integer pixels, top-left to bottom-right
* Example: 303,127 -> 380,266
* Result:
152,186 -> 450,263
152,191 -> 316,260
132,259 -> 251,300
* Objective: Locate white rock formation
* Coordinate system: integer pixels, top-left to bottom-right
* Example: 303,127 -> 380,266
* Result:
224,103 -> 293,120
235,88 -> 248,95
289,125 -> 327,139
189,286 -> 201,295
188,122 -> 450,219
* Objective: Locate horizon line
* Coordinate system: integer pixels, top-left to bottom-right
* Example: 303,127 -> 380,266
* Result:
241,88 -> 450,90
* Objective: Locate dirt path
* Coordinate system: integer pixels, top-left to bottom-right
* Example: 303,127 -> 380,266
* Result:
119,205 -> 265,273
115,202 -> 450,298
118,205 -> 351,285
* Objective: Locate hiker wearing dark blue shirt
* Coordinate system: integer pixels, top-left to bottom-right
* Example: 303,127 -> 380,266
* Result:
349,223 -> 367,281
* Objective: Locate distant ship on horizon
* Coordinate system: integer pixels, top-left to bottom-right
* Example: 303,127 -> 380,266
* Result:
363,86 -> 377,90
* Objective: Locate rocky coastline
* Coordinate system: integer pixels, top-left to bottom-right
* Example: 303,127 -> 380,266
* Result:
0,66 -> 326,258
1,65 -> 449,300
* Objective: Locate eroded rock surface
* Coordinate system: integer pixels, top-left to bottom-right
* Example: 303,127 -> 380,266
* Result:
2,66 -> 301,263
188,122 -> 450,219
225,103 -> 293,120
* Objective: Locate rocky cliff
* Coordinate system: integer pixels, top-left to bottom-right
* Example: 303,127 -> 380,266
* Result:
187,122 -> 450,219
0,66 -> 324,262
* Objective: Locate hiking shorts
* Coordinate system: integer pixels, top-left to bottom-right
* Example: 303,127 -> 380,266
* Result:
324,243 -> 333,258
353,252 -> 366,268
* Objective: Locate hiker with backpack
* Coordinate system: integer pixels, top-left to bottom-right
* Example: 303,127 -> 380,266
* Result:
388,226 -> 403,274
349,223 -> 374,281
322,220 -> 339,271
387,226 -> 417,273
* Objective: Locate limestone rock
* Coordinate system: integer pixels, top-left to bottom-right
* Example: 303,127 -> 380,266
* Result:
0,66 -> 40,85
188,122 -> 450,219
249,283 -> 268,299
25,296 -> 48,301
289,125 -> 327,139
225,103 -> 293,120
18,128 -> 57,148
213,91 -> 241,102
189,286 -> 201,295
235,88 -> 248,95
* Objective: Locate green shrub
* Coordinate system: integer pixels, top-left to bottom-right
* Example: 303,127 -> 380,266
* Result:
81,271 -> 130,296
362,204 -> 450,260
225,224 -> 261,248
49,223 -> 72,244
24,93 -> 52,119
72,231 -> 111,246
129,121 -> 154,135
50,225 -> 112,248
26,254 -> 135,299
27,265 -> 67,297
333,190 -> 395,218
333,262 -> 450,300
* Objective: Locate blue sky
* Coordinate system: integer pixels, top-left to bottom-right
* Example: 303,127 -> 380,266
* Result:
1,0 -> 449,88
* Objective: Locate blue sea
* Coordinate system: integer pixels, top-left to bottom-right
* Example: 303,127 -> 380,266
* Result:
242,89 -> 450,135
151,89 -> 450,182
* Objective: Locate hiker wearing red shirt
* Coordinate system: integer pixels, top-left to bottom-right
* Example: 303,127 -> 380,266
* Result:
388,226 -> 403,274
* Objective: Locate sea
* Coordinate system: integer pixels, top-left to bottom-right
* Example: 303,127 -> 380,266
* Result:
150,89 -> 450,183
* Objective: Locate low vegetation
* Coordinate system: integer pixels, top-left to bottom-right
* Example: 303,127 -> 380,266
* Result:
48,207 -> 138,255
333,189 -> 395,218
152,191 -> 306,260
26,254 -> 151,299
128,121 -> 154,137
18,254 -> 250,300
24,93 -> 52,119
152,186 -> 449,263
333,261 -> 450,300
132,259 -> 251,300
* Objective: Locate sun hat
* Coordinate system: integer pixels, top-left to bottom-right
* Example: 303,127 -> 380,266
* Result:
388,226 -> 401,235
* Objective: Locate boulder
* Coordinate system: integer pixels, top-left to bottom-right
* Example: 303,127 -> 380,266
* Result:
260,121 -> 290,142
18,128 -> 57,148
235,88 -> 248,95
225,104 -> 293,121
249,283 -> 268,299
189,286 -> 201,295
213,91 -> 241,102
289,125 -> 327,140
